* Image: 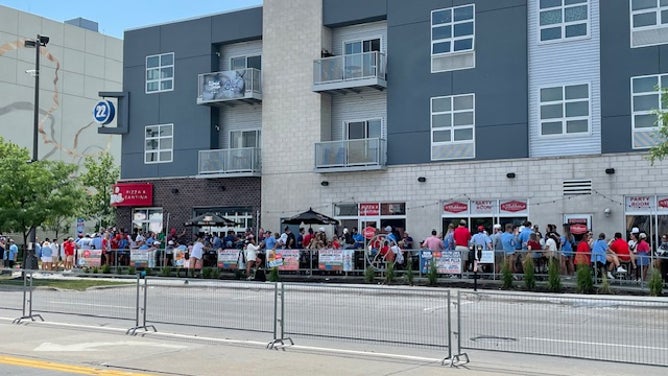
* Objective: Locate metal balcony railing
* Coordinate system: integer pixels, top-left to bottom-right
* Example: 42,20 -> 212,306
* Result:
197,68 -> 262,104
198,147 -> 261,176
314,138 -> 386,170
313,51 -> 386,90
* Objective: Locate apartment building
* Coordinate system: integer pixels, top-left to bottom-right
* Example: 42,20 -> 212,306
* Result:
112,0 -> 668,245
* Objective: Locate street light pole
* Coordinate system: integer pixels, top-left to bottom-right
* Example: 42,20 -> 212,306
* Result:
24,34 -> 49,269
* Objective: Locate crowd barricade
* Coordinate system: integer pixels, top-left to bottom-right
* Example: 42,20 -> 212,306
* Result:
455,289 -> 668,367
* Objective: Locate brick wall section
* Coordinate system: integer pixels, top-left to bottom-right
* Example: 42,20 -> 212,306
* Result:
116,177 -> 261,241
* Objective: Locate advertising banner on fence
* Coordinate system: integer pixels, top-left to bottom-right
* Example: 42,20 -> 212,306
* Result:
275,249 -> 300,271
130,249 -> 149,268
419,250 -> 462,274
318,249 -> 354,271
174,247 -> 186,268
77,249 -> 102,268
217,249 -> 241,269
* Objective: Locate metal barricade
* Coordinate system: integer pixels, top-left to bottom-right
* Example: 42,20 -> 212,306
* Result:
455,290 -> 668,366
279,283 -> 452,362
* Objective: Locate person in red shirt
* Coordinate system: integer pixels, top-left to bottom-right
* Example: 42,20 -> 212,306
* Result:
63,237 -> 76,271
453,220 -> 472,273
574,233 -> 592,267
609,232 -> 635,266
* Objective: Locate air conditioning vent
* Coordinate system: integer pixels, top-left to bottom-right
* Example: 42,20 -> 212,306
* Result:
563,179 -> 592,196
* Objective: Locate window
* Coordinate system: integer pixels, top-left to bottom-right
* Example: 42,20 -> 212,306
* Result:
631,74 -> 664,148
539,84 -> 590,136
146,52 -> 174,93
431,5 -> 475,54
343,38 -> 381,79
145,124 -> 173,163
631,0 -> 668,47
132,208 -> 163,234
431,94 -> 475,144
431,4 -> 475,72
346,119 -> 382,140
631,0 -> 668,29
230,55 -> 261,70
539,0 -> 589,42
230,129 -> 260,148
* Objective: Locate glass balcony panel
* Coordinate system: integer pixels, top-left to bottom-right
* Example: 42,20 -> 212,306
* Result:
198,147 -> 261,175
313,51 -> 386,91
314,138 -> 386,170
197,68 -> 262,104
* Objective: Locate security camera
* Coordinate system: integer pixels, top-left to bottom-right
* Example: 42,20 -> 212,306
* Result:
604,208 -> 611,216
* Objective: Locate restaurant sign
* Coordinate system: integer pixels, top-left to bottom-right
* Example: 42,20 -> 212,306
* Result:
110,183 -> 153,207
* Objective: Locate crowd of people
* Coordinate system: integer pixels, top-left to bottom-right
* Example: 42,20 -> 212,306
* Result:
1,221 -> 667,284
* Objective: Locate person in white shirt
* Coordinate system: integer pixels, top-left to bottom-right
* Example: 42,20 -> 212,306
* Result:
244,239 -> 260,280
189,237 -> 206,277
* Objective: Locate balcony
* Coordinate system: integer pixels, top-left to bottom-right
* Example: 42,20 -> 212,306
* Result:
197,147 -> 261,177
196,68 -> 261,106
314,138 -> 386,172
313,51 -> 387,93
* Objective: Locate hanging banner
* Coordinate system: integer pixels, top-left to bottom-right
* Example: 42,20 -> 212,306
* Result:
130,249 -> 149,268
77,249 -> 102,268
470,200 -> 496,215
217,249 -> 241,269
319,249 -> 344,271
656,196 -> 668,211
624,195 -> 655,212
173,247 -> 186,268
419,250 -> 462,274
443,201 -> 469,215
499,199 -> 528,215
359,203 -> 380,216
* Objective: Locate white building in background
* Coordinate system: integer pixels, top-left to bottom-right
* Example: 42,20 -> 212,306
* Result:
0,5 -> 122,166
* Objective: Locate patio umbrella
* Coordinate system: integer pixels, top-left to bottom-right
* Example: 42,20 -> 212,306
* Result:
282,207 -> 340,226
184,212 -> 238,228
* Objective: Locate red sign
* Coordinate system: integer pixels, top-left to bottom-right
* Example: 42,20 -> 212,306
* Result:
359,203 -> 379,216
443,201 -> 468,213
500,200 -> 527,213
363,226 -> 376,239
659,198 -> 668,208
110,183 -> 153,207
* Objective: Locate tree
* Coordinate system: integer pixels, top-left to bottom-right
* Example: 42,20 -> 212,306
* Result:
648,89 -> 668,164
78,152 -> 120,229
0,137 -> 86,248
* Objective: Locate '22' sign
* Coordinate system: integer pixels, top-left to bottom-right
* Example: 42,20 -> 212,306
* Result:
93,100 -> 116,125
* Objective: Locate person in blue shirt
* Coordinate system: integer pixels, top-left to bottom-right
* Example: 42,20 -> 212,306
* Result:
442,224 -> 455,251
263,231 -> 277,251
352,228 -> 364,249
6,239 -> 19,268
592,233 -> 615,280
518,221 -> 533,250
560,224 -> 575,276
500,224 -> 518,272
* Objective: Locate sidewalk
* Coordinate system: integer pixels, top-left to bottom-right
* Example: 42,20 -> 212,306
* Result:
1,318 -> 666,376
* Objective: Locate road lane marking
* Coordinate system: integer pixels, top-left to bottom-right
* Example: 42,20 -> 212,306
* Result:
0,355 -> 154,375
34,340 -> 187,352
525,337 -> 668,351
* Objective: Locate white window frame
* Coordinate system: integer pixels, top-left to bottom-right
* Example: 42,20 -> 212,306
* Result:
229,129 -> 261,149
430,93 -> 476,145
145,52 -> 174,94
539,83 -> 591,137
630,0 -> 668,30
144,123 -> 174,164
431,4 -> 475,56
631,73 -> 664,149
229,55 -> 262,70
538,0 -> 590,44
132,208 -> 164,234
344,118 -> 384,140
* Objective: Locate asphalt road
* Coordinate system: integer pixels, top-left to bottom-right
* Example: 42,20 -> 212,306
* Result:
1,274 -> 667,368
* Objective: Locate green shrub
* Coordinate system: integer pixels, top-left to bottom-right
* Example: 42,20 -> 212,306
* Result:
598,273 -> 612,294
202,267 -> 213,279
211,267 -> 221,280
268,267 -> 280,282
405,263 -> 414,286
101,264 -> 111,274
115,267 -> 122,275
160,266 -> 172,277
648,268 -> 663,297
523,256 -> 535,290
128,265 -> 136,275
501,259 -> 513,290
385,262 -> 395,284
427,261 -> 439,286
547,257 -> 562,292
575,264 -> 594,294
92,267 -> 99,274
233,269 -> 243,280
364,266 -> 375,283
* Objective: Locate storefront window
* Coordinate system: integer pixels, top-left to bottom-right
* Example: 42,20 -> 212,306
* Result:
132,208 -> 163,234
441,199 -> 528,234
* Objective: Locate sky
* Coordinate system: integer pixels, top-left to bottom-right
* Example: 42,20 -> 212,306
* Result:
1,0 -> 263,39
